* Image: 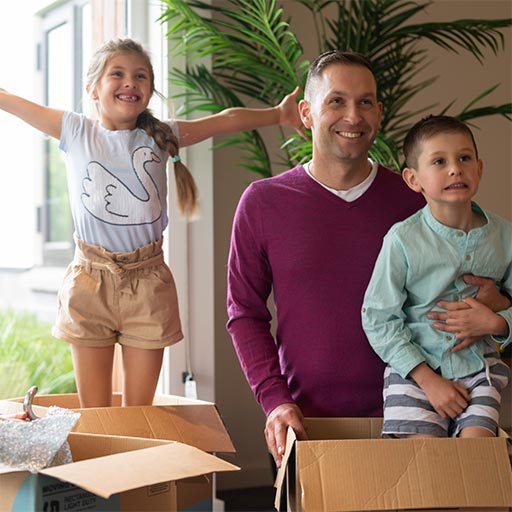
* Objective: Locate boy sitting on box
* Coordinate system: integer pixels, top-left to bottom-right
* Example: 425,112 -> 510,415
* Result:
362,115 -> 511,438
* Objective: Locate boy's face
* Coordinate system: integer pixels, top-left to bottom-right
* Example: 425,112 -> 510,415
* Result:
403,131 -> 483,211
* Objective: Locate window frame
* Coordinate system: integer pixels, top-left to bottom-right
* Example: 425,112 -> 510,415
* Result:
39,0 -> 90,266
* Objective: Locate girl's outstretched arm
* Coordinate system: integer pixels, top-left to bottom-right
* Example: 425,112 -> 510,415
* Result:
176,86 -> 306,148
0,88 -> 64,140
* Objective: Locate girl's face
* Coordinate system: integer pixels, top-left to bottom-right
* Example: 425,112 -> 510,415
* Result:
89,51 -> 153,130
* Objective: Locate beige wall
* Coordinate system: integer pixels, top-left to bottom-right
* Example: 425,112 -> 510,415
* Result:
212,1 -> 512,489
412,0 -> 511,220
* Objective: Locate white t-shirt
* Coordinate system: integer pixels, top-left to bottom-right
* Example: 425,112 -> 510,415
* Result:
305,159 -> 378,202
59,111 -> 176,252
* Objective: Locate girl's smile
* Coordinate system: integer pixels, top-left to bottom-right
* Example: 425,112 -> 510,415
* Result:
89,52 -> 152,130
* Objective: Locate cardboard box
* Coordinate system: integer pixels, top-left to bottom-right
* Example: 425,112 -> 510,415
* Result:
275,418 -> 512,512
1,394 -> 239,511
0,432 -> 238,511
4,393 -> 235,454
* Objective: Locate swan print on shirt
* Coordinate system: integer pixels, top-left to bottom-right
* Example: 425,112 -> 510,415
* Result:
81,146 -> 162,225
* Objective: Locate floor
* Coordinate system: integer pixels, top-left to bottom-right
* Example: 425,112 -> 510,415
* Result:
217,486 -> 275,512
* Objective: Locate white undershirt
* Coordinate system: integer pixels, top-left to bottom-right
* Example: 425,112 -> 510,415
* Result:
305,159 -> 378,202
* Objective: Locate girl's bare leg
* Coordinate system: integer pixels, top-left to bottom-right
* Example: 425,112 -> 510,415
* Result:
121,346 -> 164,406
71,345 -> 115,407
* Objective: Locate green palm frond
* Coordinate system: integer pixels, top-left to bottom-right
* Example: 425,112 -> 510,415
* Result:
160,0 -> 511,176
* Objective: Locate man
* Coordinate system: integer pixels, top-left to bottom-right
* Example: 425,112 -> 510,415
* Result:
226,51 -> 507,466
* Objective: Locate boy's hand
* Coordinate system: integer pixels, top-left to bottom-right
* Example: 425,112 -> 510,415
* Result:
278,86 -> 308,139
422,373 -> 470,419
411,363 -> 469,419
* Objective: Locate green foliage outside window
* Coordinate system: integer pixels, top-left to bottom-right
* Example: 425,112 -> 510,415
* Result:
0,309 -> 76,400
48,138 -> 72,243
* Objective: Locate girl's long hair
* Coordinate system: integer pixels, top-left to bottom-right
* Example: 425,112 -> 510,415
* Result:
86,38 -> 198,217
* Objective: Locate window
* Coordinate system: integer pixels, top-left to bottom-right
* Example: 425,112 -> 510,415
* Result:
39,0 -> 91,266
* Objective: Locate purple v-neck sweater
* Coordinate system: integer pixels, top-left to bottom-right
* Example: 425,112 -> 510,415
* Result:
227,165 -> 425,418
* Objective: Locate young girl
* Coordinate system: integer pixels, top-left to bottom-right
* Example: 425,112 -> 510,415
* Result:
0,38 -> 303,408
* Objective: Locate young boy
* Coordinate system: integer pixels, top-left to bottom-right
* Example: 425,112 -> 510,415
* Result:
362,115 -> 511,438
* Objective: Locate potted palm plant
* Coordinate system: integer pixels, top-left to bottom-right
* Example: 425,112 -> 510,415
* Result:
159,0 -> 511,176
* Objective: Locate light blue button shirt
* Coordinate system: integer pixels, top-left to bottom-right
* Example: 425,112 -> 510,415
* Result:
362,203 -> 512,379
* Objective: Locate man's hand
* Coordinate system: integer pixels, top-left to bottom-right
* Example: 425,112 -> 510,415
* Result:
265,402 -> 307,468
427,275 -> 510,352
410,363 -> 470,419
428,297 -> 507,352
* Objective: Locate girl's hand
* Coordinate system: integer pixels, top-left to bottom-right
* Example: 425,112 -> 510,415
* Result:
277,86 -> 308,139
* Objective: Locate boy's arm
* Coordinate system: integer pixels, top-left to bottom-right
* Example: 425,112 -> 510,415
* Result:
176,87 -> 306,147
362,234 -> 426,378
0,88 -> 63,139
410,363 -> 470,419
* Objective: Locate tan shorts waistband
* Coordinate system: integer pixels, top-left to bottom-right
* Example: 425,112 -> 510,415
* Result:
73,237 -> 164,275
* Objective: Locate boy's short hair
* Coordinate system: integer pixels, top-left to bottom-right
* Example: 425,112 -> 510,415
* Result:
305,50 -> 376,100
403,115 -> 479,169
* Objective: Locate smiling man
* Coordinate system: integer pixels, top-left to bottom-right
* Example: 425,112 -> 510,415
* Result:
226,51 -> 425,466
227,50 -> 510,469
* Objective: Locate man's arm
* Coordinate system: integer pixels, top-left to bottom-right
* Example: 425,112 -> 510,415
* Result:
226,184 -> 306,466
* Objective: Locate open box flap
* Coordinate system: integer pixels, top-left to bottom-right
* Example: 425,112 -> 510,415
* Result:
8,392 -> 215,408
72,405 -> 235,453
274,426 -> 298,511
40,440 -> 239,499
1,398 -> 235,453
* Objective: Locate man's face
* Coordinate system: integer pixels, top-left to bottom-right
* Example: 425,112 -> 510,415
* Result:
300,64 -> 382,164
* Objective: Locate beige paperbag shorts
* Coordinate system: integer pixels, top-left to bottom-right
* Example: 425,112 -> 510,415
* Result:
52,237 -> 183,349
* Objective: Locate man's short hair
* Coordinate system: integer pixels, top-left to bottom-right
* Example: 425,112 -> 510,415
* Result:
305,50 -> 376,100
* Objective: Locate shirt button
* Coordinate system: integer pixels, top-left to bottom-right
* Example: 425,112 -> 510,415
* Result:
445,335 -> 451,342
465,254 -> 471,261
457,231 -> 464,237
453,294 -> 460,301
361,307 -> 366,313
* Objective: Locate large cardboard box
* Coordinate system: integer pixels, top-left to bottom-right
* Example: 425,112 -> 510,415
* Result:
0,394 -> 239,511
275,418 -> 512,512
0,432 -> 238,511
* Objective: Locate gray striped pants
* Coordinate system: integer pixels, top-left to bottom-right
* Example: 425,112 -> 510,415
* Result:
382,349 -> 510,437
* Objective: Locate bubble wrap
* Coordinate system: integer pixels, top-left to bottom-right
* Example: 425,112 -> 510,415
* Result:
0,406 -> 80,473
